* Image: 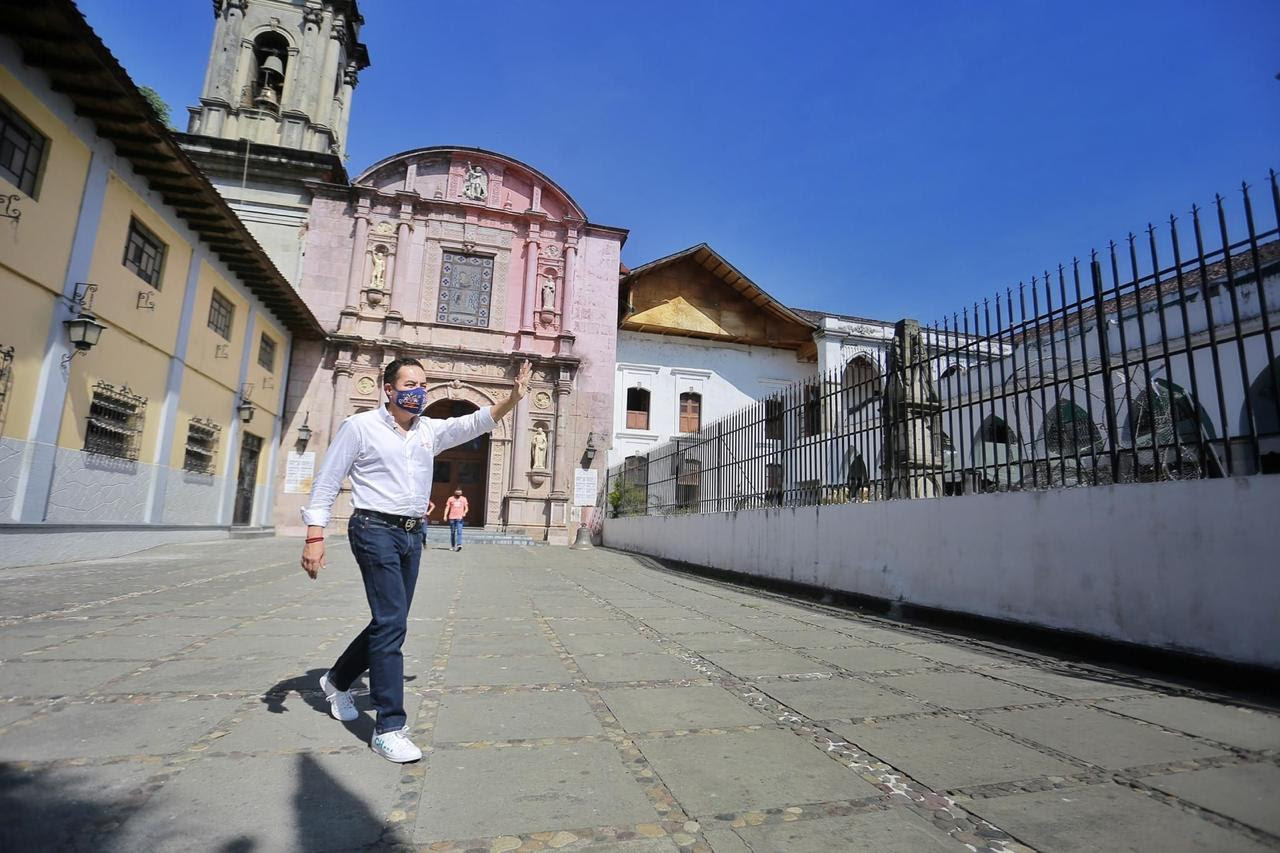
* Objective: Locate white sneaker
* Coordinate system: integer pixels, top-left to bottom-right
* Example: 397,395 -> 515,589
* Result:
319,672 -> 358,722
370,726 -> 422,763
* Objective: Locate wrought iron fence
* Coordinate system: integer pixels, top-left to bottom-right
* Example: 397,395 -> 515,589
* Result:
606,171 -> 1280,517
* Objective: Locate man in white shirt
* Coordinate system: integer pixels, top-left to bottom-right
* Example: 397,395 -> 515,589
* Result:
300,356 -> 531,762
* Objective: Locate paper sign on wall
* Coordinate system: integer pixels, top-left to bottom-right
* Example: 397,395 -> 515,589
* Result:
573,469 -> 598,506
284,451 -> 315,494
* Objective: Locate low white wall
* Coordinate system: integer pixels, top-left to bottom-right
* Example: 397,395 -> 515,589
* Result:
604,476 -> 1280,668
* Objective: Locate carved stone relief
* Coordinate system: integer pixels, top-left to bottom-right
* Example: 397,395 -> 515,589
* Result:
355,376 -> 377,396
532,390 -> 552,411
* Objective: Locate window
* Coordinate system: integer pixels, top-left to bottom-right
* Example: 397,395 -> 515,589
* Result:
676,457 -> 701,510
1044,401 -> 1102,455
208,290 -> 234,340
764,398 -> 783,440
0,98 -> 46,197
802,384 -> 822,437
437,252 -> 494,327
678,392 -> 701,434
257,333 -> 277,372
84,382 -> 146,461
122,218 -> 166,288
183,417 -> 220,474
765,462 -> 783,505
626,387 -> 650,430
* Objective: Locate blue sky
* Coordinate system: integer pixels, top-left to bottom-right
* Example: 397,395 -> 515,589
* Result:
79,0 -> 1279,323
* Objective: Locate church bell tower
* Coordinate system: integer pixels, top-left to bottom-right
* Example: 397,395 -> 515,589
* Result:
177,0 -> 370,285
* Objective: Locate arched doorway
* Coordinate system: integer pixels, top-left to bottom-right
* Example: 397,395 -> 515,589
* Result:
425,399 -> 489,526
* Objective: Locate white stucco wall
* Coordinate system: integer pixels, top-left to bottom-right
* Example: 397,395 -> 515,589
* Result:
611,332 -> 814,466
603,476 -> 1280,667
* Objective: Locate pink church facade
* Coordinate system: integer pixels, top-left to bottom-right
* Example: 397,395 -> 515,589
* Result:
275,147 -> 626,543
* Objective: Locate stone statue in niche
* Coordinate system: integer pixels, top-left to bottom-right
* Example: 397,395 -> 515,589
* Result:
530,425 -> 548,470
462,163 -> 488,201
369,248 -> 387,289
540,274 -> 556,311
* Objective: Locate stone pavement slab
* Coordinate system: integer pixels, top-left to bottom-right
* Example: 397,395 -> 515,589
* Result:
102,655 -> 302,694
875,671 -> 1049,711
667,631 -> 778,653
1102,695 -> 1280,751
116,752 -> 402,853
701,649 -> 834,677
1142,762 -> 1280,836
802,646 -> 929,673
899,641 -> 1015,668
0,760 -> 158,851
599,685 -> 772,732
443,653 -> 574,687
433,690 -> 605,742
574,651 -> 702,683
414,741 -> 659,842
983,705 -> 1227,770
966,782 -> 1277,852
2,659 -> 142,697
746,626 -> 874,648
980,665 -> 1152,700
714,807 -> 971,852
635,729 -> 878,816
557,632 -> 663,656
0,698 -> 238,760
832,716 -> 1080,791
759,677 -> 930,720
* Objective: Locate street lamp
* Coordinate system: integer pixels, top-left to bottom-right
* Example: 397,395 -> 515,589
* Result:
582,432 -> 598,466
296,412 -> 313,448
237,383 -> 255,424
61,283 -> 105,365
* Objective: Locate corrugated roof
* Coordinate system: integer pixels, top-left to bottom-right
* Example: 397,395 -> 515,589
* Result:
0,0 -> 325,339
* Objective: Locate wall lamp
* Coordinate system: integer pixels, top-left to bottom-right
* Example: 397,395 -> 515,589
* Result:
61,283 -> 106,366
237,383 -> 256,424
296,412 -> 313,449
582,432 -> 599,465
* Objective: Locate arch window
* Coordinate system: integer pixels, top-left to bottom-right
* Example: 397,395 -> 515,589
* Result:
842,355 -> 881,416
1044,401 -> 1102,455
678,392 -> 701,434
626,387 -> 650,430
973,414 -> 1022,485
1245,357 -> 1280,474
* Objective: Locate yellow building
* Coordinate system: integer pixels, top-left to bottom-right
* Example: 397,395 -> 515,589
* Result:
0,2 -> 322,561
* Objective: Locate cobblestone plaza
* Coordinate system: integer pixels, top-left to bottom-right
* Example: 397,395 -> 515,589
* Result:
1,539 -> 1277,851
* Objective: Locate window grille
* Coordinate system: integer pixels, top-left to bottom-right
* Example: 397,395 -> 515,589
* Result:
84,382 -> 146,460
183,417 -> 220,474
208,290 -> 234,340
0,98 -> 46,197
0,344 -> 13,420
122,218 -> 165,288
257,333 -> 276,372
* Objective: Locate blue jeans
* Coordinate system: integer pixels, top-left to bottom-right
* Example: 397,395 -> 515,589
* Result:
449,519 -> 464,549
329,513 -> 423,734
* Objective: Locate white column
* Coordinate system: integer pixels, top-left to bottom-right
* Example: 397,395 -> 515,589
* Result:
217,311 -> 258,525
12,151 -> 110,522
144,247 -> 207,523
257,332 -> 293,527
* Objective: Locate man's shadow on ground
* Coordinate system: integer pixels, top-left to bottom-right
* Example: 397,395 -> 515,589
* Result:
261,669 -> 417,745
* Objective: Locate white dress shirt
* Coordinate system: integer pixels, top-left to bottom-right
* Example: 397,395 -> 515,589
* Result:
301,404 -> 496,527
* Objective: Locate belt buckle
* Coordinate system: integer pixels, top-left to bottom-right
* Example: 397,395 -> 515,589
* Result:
403,517 -> 415,531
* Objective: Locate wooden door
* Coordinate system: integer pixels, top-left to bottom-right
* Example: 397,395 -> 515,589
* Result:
426,400 -> 488,526
233,432 -> 263,526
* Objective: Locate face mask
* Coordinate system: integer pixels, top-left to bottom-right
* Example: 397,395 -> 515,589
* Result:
393,387 -> 426,414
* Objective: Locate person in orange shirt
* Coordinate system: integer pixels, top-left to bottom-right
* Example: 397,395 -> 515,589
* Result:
442,488 -> 468,551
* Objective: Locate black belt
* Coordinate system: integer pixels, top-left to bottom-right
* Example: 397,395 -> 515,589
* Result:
353,508 -> 423,532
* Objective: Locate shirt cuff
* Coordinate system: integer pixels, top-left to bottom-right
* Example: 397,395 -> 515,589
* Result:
300,506 -> 330,527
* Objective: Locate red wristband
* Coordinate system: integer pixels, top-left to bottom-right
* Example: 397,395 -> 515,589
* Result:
305,536 -> 324,543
